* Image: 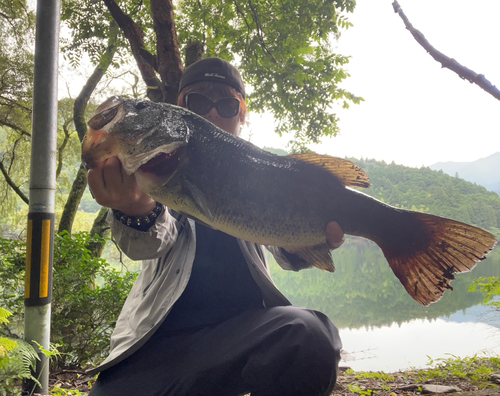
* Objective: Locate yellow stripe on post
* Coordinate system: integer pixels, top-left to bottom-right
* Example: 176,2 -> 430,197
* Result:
39,219 -> 51,298
25,220 -> 33,299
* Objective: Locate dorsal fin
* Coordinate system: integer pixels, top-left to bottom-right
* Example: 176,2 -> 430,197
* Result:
287,154 -> 370,188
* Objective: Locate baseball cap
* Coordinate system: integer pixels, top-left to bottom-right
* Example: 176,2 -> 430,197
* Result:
179,58 -> 246,99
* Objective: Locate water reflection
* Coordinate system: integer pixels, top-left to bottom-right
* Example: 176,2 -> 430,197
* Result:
341,314 -> 500,372
268,238 -> 500,370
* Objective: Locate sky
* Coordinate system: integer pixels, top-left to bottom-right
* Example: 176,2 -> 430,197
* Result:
244,0 -> 500,168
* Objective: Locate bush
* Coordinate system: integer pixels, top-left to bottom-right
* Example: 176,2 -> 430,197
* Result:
51,232 -> 137,369
470,276 -> 500,310
0,232 -> 137,370
0,307 -> 39,396
0,238 -> 26,338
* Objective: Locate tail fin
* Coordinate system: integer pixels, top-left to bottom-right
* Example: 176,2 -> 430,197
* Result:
380,212 -> 497,306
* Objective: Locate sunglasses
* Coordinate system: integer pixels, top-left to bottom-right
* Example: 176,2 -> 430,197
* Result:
185,92 -> 241,119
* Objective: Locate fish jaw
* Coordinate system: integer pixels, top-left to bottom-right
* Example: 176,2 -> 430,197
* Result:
82,97 -> 128,168
82,97 -> 192,173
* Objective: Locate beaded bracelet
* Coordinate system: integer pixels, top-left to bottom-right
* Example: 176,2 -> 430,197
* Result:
113,202 -> 164,231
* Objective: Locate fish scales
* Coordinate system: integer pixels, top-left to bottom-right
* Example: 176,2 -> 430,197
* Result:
82,97 -> 498,306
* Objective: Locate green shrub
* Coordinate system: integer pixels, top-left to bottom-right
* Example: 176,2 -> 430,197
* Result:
470,276 -> 500,310
0,232 -> 137,370
0,307 -> 39,395
51,231 -> 137,369
0,238 -> 26,338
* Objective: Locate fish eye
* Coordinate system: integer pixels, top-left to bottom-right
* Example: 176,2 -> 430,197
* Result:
135,100 -> 150,110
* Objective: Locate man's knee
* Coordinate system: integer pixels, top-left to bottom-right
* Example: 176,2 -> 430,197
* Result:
275,306 -> 342,358
244,306 -> 342,396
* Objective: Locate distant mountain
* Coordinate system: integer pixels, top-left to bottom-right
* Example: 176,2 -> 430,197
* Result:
350,157 -> 500,234
430,152 -> 500,194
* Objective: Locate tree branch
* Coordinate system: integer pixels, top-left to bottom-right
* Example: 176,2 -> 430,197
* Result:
57,164 -> 87,235
0,96 -> 32,113
185,40 -> 204,68
56,118 -> 74,179
150,0 -> 184,104
392,1 -> 500,101
74,22 -> 119,143
0,161 -> 28,204
60,27 -> 118,235
0,11 -> 11,20
247,0 -> 277,65
0,120 -> 31,137
103,0 -> 163,99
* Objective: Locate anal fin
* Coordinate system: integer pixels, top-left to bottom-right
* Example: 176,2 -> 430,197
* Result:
285,243 -> 336,272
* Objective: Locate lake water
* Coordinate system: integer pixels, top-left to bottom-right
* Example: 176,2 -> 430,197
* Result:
268,238 -> 500,373
340,304 -> 500,372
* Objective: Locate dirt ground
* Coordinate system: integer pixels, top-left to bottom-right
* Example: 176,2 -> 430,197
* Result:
43,364 -> 500,396
332,365 -> 500,396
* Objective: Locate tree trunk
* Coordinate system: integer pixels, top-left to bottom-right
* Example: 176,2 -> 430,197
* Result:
58,26 -> 118,236
58,165 -> 88,235
150,0 -> 184,104
185,40 -> 204,68
103,0 -> 185,104
74,23 -> 119,143
87,206 -> 110,258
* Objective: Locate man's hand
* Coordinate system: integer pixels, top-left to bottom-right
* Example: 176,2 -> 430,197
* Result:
326,222 -> 344,250
87,156 -> 156,216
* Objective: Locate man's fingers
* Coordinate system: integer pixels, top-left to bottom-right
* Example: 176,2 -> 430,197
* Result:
87,157 -> 126,206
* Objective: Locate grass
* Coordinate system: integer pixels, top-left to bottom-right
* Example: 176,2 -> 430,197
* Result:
336,354 -> 500,395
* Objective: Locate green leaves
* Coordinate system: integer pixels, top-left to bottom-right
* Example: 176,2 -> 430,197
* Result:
175,0 -> 362,149
470,276 -> 500,309
0,307 -> 39,396
50,231 -> 137,368
0,232 -> 137,370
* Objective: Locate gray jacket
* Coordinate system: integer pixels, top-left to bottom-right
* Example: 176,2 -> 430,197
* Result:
88,208 -> 302,375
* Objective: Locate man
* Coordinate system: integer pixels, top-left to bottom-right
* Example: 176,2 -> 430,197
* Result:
88,58 -> 344,396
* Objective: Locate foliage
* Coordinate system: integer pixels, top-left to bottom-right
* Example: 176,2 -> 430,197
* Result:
352,158 -> 500,232
0,307 -> 39,396
339,355 -> 500,395
60,0 -> 362,148
78,190 -> 101,214
470,276 -> 500,310
0,0 -> 35,123
0,0 -> 35,233
262,146 -> 288,156
60,0 -> 148,68
416,354 -> 500,388
51,231 -> 137,369
50,387 -> 89,396
0,233 -> 137,369
0,237 -> 26,335
176,0 -> 361,148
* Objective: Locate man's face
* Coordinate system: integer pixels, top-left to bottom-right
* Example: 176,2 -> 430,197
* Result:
183,90 -> 245,137
201,101 -> 244,136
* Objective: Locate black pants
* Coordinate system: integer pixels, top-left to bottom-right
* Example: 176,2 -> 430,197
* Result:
90,306 -> 342,396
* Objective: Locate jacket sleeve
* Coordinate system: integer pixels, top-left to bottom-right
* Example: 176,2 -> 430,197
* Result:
265,246 -> 313,271
108,206 -> 180,261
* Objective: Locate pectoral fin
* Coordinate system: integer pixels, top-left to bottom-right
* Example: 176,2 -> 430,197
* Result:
285,242 -> 336,272
287,154 -> 370,188
181,177 -> 215,223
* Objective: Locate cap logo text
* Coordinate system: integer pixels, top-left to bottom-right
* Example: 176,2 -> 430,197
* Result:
205,73 -> 226,80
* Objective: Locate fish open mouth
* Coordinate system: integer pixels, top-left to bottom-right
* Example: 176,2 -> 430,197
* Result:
137,147 -> 185,183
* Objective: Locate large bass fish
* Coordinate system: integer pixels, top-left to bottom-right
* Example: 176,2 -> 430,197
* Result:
82,96 -> 497,306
